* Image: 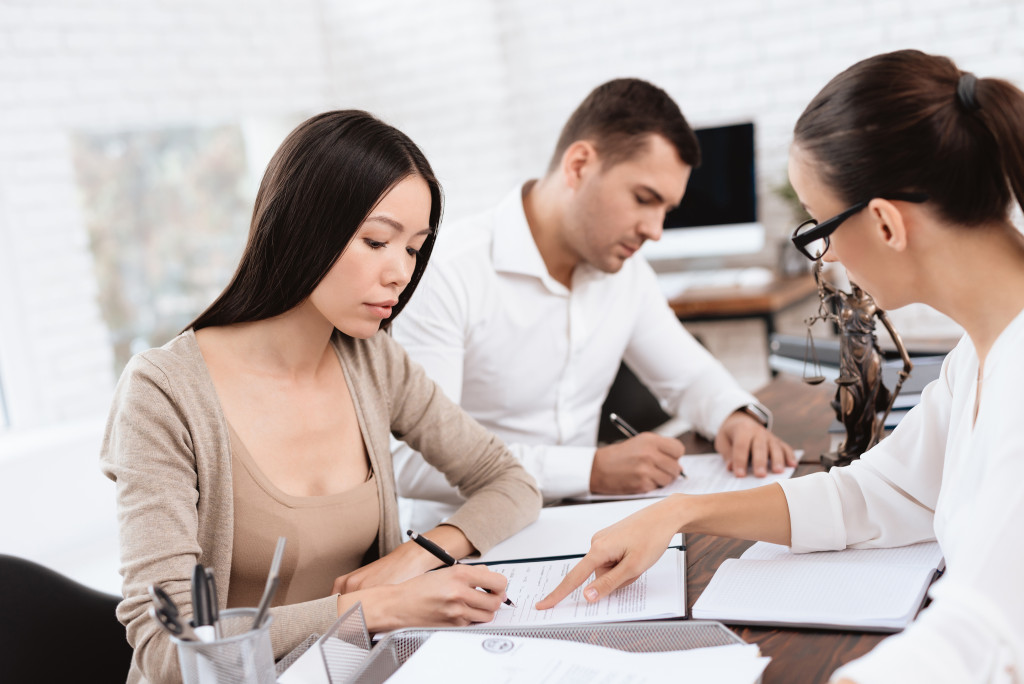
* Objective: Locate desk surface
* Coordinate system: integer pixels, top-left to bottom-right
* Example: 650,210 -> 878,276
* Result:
668,273 -> 818,320
679,377 -> 887,683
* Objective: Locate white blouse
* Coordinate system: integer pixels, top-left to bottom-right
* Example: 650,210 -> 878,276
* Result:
780,307 -> 1024,683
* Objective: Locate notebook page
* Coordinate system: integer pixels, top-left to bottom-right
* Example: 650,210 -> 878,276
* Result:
692,558 -> 935,629
486,547 -> 685,627
740,541 -> 943,569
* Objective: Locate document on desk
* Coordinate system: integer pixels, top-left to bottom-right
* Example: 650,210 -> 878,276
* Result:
476,499 -> 684,564
572,451 -> 801,502
386,633 -> 769,684
693,540 -> 944,632
486,547 -> 686,627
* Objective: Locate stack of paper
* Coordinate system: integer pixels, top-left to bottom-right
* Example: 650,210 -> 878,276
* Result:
385,632 -> 770,684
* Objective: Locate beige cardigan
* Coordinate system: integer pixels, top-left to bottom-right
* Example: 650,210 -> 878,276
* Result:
100,329 -> 541,684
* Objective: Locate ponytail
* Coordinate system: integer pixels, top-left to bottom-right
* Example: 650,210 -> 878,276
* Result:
794,49 -> 1024,228
974,77 -> 1024,217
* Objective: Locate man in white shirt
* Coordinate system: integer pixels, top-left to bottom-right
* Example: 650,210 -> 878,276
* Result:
393,78 -> 796,530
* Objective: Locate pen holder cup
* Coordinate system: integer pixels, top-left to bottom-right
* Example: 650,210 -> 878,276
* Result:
174,607 -> 276,684
321,603 -> 371,683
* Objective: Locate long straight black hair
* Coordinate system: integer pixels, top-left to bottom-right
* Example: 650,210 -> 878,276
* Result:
187,110 -> 442,332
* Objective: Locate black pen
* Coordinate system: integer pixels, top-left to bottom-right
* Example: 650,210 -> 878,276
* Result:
609,412 -> 639,438
191,563 -> 215,642
406,530 -> 515,607
204,567 -> 220,640
609,412 -> 687,479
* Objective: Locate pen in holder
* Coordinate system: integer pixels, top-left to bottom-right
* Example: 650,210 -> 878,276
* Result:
173,607 -> 276,684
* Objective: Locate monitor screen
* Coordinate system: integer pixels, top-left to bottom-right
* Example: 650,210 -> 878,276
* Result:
665,122 -> 756,229
641,121 -> 763,261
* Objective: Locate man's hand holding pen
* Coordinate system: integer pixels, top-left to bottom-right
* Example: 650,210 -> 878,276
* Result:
591,414 -> 686,495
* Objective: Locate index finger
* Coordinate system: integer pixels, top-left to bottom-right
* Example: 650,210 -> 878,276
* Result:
534,554 -> 602,610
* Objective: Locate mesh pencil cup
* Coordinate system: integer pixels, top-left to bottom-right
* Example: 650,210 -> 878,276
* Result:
173,607 -> 276,684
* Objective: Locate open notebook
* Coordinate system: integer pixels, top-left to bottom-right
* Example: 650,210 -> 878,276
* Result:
692,540 -> 944,632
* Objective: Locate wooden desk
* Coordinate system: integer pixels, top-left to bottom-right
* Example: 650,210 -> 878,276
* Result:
668,273 -> 818,340
679,377 -> 888,683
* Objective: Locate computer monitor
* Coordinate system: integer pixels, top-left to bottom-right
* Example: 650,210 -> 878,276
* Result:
640,121 -> 764,262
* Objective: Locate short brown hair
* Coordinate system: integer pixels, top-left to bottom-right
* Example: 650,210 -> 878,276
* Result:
548,78 -> 700,172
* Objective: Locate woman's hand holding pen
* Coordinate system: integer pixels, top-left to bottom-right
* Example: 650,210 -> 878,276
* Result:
591,432 -> 686,494
341,564 -> 510,632
332,524 -> 472,594
535,495 -> 687,610
332,525 -> 510,632
332,541 -> 438,594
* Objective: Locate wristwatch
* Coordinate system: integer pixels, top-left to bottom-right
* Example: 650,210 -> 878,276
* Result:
740,403 -> 773,431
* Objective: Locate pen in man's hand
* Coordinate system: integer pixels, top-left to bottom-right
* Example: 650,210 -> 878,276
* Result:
609,412 -> 687,479
406,530 -> 515,607
609,412 -> 639,438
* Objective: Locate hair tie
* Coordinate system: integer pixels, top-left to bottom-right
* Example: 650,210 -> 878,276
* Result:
957,72 -> 981,113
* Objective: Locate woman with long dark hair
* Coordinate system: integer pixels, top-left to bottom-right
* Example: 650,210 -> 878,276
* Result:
101,110 -> 541,684
537,50 -> 1024,682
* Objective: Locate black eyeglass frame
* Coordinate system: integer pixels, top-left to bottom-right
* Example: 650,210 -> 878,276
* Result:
790,192 -> 929,260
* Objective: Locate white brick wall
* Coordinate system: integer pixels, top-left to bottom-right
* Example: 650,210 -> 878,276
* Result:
0,0 -> 1021,589
0,0 -> 333,430
2,0 -> 1021,432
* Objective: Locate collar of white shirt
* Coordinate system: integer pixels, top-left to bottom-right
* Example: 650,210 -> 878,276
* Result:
491,183 -> 605,296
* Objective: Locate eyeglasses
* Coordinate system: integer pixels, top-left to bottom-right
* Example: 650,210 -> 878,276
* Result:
790,193 -> 929,260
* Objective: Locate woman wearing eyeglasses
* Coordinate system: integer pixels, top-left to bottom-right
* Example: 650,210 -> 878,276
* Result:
537,49 -> 1024,683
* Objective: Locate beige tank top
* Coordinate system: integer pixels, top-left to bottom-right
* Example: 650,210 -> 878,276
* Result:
225,425 -> 380,608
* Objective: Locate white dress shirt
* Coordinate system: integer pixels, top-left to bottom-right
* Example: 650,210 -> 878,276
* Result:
780,306 -> 1024,683
392,184 -> 760,530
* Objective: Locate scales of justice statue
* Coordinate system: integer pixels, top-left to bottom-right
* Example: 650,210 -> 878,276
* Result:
802,262 -> 914,469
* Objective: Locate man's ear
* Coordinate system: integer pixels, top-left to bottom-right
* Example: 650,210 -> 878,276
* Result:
866,198 -> 909,252
561,140 -> 598,190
